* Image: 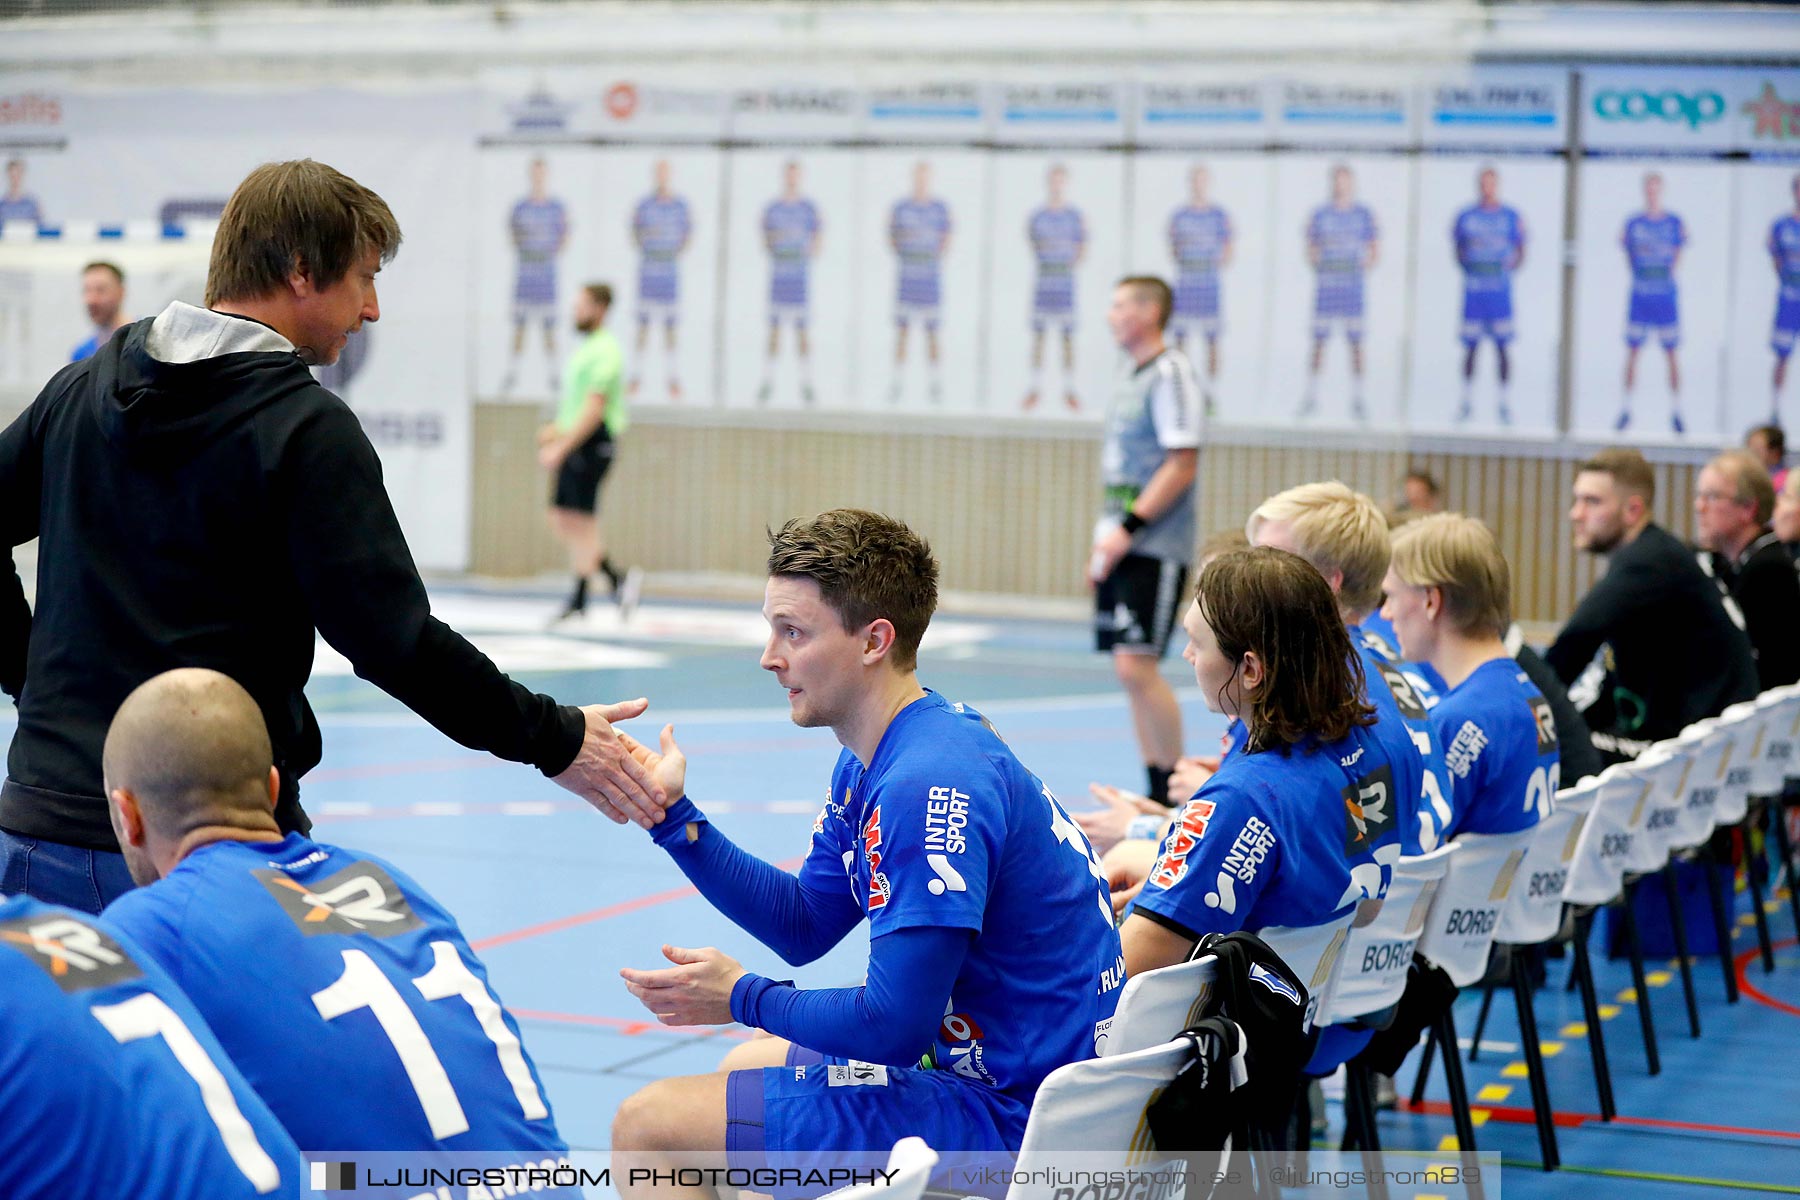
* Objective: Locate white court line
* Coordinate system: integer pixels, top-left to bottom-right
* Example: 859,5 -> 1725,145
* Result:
500,802 -> 558,816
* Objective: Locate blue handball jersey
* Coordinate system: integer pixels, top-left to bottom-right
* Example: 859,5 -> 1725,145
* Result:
633,193 -> 692,301
804,692 -> 1124,1101
1309,203 -> 1378,276
1354,631 -> 1454,855
890,198 -> 951,291
103,835 -> 569,1157
1624,212 -> 1685,296
0,896 -> 303,1200
1169,205 -> 1232,275
1030,206 -> 1086,270
1771,214 -> 1800,304
1432,658 -> 1560,836
764,199 -> 819,274
1133,720 -> 1404,941
1454,204 -> 1524,294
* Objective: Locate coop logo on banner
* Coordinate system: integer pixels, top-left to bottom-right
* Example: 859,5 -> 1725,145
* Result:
1592,87 -> 1726,130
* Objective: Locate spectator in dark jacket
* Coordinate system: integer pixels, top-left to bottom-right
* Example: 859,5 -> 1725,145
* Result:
1695,449 -> 1800,691
1547,448 -> 1758,765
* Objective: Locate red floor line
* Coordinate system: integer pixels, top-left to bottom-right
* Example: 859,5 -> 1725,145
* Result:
1735,937 -> 1800,1019
1400,1099 -> 1800,1141
469,856 -> 807,952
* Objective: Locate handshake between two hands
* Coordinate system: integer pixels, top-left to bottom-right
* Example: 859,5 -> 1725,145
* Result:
548,696 -> 690,829
549,698 -> 746,1026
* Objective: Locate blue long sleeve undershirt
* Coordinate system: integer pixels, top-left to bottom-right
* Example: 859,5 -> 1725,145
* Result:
651,795 -> 972,1064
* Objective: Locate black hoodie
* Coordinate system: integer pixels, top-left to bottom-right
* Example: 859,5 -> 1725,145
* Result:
0,304 -> 584,851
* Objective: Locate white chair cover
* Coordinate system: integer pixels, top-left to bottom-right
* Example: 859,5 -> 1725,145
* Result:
1496,786 -> 1596,945
1668,721 -> 1734,851
1317,843 -> 1456,1027
1415,825 -> 1538,987
1715,702 -> 1766,826
1257,912 -> 1357,1032
821,1139 -> 939,1200
1622,743 -> 1687,875
1563,764 -> 1649,906
1100,956 -> 1218,1058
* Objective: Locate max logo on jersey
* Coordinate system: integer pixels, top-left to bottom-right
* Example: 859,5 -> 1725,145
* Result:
1148,798 -> 1217,890
254,862 -> 424,938
0,913 -> 143,993
862,807 -> 891,910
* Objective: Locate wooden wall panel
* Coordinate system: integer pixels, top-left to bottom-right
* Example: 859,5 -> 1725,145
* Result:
470,405 -> 1706,625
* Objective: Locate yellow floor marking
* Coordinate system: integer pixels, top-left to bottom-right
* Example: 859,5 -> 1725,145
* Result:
1616,987 -> 1638,1002
1560,1022 -> 1588,1038
1476,1083 -> 1512,1102
1598,1004 -> 1621,1019
1502,1062 -> 1529,1078
1471,1109 -> 1492,1126
1646,970 -> 1672,986
1539,1040 -> 1565,1057
1437,1135 -> 1460,1152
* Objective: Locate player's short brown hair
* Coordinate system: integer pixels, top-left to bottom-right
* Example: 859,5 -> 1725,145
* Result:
1116,276 -> 1174,331
1577,447 -> 1656,506
1706,449 -> 1777,526
82,261 -> 124,284
1196,547 -> 1375,753
1389,513 -> 1513,639
767,510 -> 939,672
582,283 -> 613,309
206,160 -> 401,306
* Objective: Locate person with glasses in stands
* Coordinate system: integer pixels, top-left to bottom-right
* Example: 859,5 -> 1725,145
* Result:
1695,450 -> 1800,691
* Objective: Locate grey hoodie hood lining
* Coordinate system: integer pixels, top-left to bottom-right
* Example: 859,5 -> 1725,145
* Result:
145,301 -> 296,364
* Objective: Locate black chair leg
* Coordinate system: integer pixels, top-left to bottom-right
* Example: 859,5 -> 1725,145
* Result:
1435,1006 -> 1487,1200
1571,910 -> 1617,1121
1661,865 -> 1702,1038
1510,952 -> 1561,1170
1344,1061 -> 1390,1200
1410,1024 -> 1437,1107
1768,797 -> 1800,935
1467,984 -> 1495,1062
1703,852 -> 1739,1004
1745,814 -> 1777,973
1619,882 -> 1662,1076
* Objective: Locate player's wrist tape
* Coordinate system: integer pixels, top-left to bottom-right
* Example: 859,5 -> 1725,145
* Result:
651,795 -> 707,847
1121,511 -> 1148,535
731,973 -> 796,1028
1127,814 -> 1167,842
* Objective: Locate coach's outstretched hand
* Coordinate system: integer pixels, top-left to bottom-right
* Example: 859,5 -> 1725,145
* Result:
615,723 -> 688,806
556,699 -> 668,828
620,944 -> 746,1027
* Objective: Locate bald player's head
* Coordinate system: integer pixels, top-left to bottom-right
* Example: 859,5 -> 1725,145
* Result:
104,668 -> 282,885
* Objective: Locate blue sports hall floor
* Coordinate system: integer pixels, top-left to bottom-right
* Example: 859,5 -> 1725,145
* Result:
17,586 -> 1798,1198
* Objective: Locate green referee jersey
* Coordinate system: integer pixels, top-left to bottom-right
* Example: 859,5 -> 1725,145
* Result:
557,326 -> 627,438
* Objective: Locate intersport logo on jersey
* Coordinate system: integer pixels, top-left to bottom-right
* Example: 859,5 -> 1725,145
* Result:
1592,87 -> 1726,129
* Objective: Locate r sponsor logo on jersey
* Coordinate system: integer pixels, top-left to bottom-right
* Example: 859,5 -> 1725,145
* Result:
828,1061 -> 890,1088
862,806 -> 890,910
253,862 -> 423,938
0,913 -> 144,993
1205,816 -> 1277,913
1342,765 -> 1397,857
1148,798 -> 1217,890
1530,694 -> 1558,755
1373,662 -> 1429,720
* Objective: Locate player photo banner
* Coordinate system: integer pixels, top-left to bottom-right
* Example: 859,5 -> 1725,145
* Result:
862,82 -> 993,143
995,82 -> 1126,146
1274,76 -> 1418,149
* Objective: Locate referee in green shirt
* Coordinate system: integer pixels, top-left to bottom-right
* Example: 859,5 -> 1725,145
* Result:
539,283 -> 643,622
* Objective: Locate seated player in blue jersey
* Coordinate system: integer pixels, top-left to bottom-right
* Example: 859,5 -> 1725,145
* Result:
0,894 -> 304,1199
606,510 -> 1124,1187
1120,546 -> 1401,977
100,670 -> 575,1173
1381,514 -> 1560,837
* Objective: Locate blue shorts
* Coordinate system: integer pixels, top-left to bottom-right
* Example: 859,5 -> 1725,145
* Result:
1461,288 -> 1514,346
1773,295 -> 1800,356
1627,291 -> 1679,349
726,1043 -> 1024,1172
1033,274 -> 1076,332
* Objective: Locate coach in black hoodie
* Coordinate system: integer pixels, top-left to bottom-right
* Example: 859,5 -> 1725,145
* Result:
0,160 -> 665,912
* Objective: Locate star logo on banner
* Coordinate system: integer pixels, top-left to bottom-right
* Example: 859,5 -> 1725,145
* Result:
1742,82 -> 1800,141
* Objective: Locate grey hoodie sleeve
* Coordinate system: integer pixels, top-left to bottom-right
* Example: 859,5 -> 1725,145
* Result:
280,400 -> 585,774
